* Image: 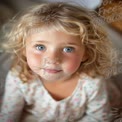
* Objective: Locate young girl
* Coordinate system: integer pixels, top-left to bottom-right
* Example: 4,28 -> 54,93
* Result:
0,2 -> 117,122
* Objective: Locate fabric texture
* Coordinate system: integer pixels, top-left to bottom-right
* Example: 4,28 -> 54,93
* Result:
0,69 -> 110,122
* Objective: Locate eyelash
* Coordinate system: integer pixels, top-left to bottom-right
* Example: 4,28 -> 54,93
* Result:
35,45 -> 46,51
34,45 -> 75,53
63,47 -> 75,53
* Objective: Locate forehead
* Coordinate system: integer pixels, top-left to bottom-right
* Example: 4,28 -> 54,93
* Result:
26,22 -> 83,38
26,28 -> 82,45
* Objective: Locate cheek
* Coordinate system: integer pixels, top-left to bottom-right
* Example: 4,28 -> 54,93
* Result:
64,56 -> 82,73
26,49 -> 41,68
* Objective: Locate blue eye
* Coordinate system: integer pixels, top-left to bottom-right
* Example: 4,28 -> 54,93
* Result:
36,45 -> 46,51
63,47 -> 74,53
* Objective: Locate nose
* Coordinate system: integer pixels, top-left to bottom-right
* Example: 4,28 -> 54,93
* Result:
44,50 -> 60,64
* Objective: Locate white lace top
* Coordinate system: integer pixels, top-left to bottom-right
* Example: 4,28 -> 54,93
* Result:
0,70 -> 110,122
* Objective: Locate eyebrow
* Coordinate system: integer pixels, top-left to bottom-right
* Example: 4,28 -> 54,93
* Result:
31,40 -> 80,46
64,42 -> 81,46
31,40 -> 48,43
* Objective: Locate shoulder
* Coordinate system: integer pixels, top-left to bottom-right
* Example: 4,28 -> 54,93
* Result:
79,73 -> 106,94
6,67 -> 40,91
6,65 -> 21,78
6,69 -> 42,104
6,69 -> 21,84
80,73 -> 104,86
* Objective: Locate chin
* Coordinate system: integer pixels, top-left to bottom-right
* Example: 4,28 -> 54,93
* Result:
40,75 -> 71,83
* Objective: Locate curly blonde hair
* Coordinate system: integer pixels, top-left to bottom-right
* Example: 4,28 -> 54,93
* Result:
2,2 -> 117,82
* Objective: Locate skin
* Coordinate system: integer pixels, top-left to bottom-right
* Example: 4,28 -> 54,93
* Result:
25,29 -> 86,100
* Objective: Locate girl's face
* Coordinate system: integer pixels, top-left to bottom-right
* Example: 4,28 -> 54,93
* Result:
26,29 -> 85,83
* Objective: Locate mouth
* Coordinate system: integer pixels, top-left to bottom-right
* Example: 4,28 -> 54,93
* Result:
43,68 -> 62,73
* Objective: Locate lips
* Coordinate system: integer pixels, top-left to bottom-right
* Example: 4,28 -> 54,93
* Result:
43,68 -> 62,73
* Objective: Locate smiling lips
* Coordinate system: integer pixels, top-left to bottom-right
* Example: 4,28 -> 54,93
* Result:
43,68 -> 62,73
